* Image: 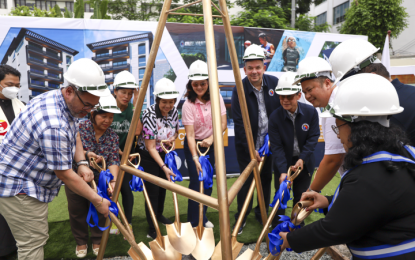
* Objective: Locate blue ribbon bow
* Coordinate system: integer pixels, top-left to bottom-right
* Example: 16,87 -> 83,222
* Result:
165,151 -> 183,182
314,208 -> 325,214
86,169 -> 119,231
268,215 -> 301,255
270,177 -> 291,208
130,163 -> 144,192
198,155 -> 213,189
258,134 -> 271,157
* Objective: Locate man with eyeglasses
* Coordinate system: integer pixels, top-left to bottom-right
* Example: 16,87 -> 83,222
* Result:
269,71 -> 319,229
293,56 -> 346,194
0,58 -> 112,260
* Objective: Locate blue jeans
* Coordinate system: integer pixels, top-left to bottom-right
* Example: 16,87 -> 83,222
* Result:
184,137 -> 214,227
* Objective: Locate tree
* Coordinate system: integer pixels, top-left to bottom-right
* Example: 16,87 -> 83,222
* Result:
295,14 -> 330,32
339,0 -> 409,52
108,0 -> 163,21
277,0 -> 325,25
64,7 -> 73,18
9,5 -> 32,16
74,0 -> 85,18
90,0 -> 110,19
52,4 -> 63,17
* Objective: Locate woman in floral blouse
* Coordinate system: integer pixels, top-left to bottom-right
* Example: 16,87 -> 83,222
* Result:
137,78 -> 179,240
65,95 -> 121,258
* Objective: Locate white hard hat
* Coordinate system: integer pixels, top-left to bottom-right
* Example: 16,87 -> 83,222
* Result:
329,39 -> 379,86
320,74 -> 403,127
95,95 -> 121,114
63,58 -> 111,97
243,44 -> 265,61
153,78 -> 180,99
188,60 -> 208,80
113,70 -> 138,89
293,57 -> 333,85
275,71 -> 301,95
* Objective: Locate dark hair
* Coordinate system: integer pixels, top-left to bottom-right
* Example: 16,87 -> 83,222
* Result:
356,63 -> 390,79
89,110 -> 109,124
155,97 -> 177,105
0,65 -> 21,82
184,80 -> 210,103
343,120 -> 415,176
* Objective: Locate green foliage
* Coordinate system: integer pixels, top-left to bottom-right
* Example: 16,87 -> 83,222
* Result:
295,14 -> 331,32
90,0 -> 110,19
163,68 -> 177,82
64,7 -> 73,18
277,0 -> 325,25
339,0 -> 409,52
32,7 -> 48,17
74,0 -> 85,18
9,5 -> 32,16
108,0 -> 164,21
230,2 -> 289,28
53,4 -> 63,17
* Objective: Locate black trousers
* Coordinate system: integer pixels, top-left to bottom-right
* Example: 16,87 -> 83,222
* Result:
184,137 -> 214,227
234,156 -> 272,224
272,156 -> 312,228
0,214 -> 17,256
139,148 -> 167,232
120,170 -> 134,224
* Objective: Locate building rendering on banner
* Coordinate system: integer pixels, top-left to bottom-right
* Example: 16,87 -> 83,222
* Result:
86,33 -> 154,110
0,28 -> 79,103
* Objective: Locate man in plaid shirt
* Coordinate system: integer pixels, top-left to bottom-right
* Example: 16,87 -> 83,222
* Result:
0,59 -> 113,260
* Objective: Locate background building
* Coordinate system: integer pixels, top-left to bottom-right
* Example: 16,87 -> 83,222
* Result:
87,32 -> 154,110
1,28 -> 78,102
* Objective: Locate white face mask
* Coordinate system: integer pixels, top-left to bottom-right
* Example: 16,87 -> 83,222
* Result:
0,84 -> 19,100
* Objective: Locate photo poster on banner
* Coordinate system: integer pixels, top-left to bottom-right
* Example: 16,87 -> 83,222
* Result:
0,17 -> 368,176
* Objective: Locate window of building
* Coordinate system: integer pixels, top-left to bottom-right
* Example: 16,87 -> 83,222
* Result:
113,60 -> 127,67
113,49 -> 127,56
31,90 -> 45,97
47,61 -> 59,68
29,54 -> 44,64
30,68 -> 44,75
138,44 -> 146,55
316,12 -> 327,26
333,1 -> 349,24
139,68 -> 145,79
15,0 -> 26,7
96,52 -> 110,58
48,72 -> 59,79
0,0 -> 8,9
66,55 -> 72,70
139,56 -> 146,67
49,83 -> 60,89
31,79 -> 45,86
35,0 -> 43,9
65,1 -> 73,11
84,3 -> 93,12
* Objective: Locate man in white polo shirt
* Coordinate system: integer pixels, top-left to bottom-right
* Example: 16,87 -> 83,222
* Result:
293,57 -> 345,192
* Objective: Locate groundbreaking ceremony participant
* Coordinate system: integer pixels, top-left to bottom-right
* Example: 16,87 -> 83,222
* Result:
137,78 -> 179,239
294,57 -> 346,193
0,58 -> 112,260
110,71 -> 141,234
0,65 -> 24,258
66,95 -> 121,258
182,60 -> 227,228
329,38 -> 415,146
279,74 -> 415,260
231,44 -> 280,234
269,72 -> 319,229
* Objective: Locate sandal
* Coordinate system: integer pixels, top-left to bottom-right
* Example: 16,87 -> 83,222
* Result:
75,244 -> 88,258
92,246 -> 99,256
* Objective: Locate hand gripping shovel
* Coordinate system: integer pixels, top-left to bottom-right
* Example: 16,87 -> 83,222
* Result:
236,166 -> 302,260
88,175 -> 150,260
212,141 -> 270,260
160,140 -> 197,255
127,156 -> 182,260
190,142 -> 215,260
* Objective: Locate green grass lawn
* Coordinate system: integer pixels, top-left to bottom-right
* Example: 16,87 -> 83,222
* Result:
44,172 -> 340,259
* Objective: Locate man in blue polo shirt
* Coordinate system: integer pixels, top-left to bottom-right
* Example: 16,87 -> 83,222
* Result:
0,58 -> 112,260
231,44 -> 281,234
268,71 -> 319,228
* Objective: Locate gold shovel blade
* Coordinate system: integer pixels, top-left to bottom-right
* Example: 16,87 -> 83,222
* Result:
149,235 -> 182,260
128,242 -> 154,260
191,227 -> 215,260
211,238 -> 244,260
166,222 -> 197,255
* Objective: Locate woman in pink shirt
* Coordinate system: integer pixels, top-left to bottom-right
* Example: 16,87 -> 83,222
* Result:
182,60 -> 227,228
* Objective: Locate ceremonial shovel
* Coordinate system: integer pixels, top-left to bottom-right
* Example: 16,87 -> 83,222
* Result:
159,140 -> 197,255
236,166 -> 302,260
126,155 -> 182,260
88,158 -> 150,260
212,142 -> 270,260
190,142 -> 215,260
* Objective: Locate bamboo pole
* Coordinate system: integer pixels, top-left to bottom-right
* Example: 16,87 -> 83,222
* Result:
227,159 -> 257,206
166,0 -> 202,13
168,12 -> 221,18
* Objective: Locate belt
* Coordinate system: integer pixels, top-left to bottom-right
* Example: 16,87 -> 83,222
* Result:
349,238 -> 415,259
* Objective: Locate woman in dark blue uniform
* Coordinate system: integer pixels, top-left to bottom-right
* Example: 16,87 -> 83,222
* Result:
278,74 -> 415,259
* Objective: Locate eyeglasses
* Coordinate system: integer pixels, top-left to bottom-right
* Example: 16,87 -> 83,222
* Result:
72,86 -> 96,110
191,82 -> 207,88
287,39 -> 296,42
331,122 -> 348,135
279,94 -> 297,100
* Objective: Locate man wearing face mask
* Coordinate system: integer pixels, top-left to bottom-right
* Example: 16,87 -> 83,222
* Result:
0,65 -> 23,259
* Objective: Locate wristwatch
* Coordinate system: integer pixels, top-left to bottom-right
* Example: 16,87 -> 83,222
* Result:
77,160 -> 89,167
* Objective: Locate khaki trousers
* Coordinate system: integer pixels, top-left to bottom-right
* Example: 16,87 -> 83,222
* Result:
0,195 -> 49,260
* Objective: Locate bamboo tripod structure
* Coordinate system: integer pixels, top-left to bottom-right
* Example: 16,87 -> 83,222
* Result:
97,0 -> 270,258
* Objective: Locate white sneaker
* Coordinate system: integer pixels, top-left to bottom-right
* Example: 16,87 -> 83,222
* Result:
204,220 -> 214,228
75,245 -> 87,258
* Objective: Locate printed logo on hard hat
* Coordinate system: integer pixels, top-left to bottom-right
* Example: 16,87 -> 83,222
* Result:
269,89 -> 274,96
0,120 -> 8,136
302,123 -> 309,131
